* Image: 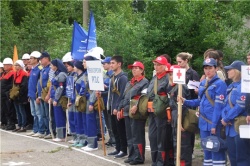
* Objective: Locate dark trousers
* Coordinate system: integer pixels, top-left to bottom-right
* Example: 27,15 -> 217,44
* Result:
172,110 -> 192,166
25,103 -> 33,126
125,116 -> 146,163
226,135 -> 250,166
103,108 -> 115,143
111,114 -> 127,153
149,113 -> 172,166
172,129 -> 192,166
1,98 -> 16,126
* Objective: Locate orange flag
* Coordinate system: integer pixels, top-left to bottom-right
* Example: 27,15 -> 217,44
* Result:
13,45 -> 18,63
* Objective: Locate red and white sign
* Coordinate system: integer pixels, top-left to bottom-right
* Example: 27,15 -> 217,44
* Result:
173,68 -> 186,84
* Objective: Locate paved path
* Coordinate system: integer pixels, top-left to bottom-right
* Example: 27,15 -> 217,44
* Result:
0,129 -> 203,166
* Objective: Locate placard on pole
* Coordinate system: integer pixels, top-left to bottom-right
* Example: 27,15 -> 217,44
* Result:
173,68 -> 186,166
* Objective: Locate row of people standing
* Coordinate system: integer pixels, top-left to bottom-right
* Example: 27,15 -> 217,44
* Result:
1,48 -> 250,166
0,54 -> 34,132
110,50 -> 250,166
104,54 -> 193,165
180,56 -> 250,166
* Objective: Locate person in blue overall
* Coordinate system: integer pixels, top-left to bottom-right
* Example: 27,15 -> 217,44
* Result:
49,59 -> 67,142
63,59 -> 78,144
180,58 -> 227,166
80,55 -> 99,151
71,60 -> 88,148
221,61 -> 250,166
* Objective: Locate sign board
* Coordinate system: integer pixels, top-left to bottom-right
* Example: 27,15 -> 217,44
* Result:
66,76 -> 74,98
241,65 -> 250,93
173,68 -> 186,84
86,61 -> 104,91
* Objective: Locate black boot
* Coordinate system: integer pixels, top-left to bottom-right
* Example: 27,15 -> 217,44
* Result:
132,144 -> 145,163
5,125 -> 16,130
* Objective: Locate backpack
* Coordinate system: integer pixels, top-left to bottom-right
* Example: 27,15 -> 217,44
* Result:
75,95 -> 86,112
152,78 -> 169,117
129,94 -> 149,119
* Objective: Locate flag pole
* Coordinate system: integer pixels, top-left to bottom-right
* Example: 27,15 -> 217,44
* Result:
98,96 -> 106,156
65,98 -> 70,142
49,99 -> 55,139
176,84 -> 183,166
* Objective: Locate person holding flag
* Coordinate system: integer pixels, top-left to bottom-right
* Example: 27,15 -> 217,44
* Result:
80,50 -> 103,151
167,65 -> 192,166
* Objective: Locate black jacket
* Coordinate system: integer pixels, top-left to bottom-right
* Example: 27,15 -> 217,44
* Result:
0,70 -> 15,99
108,71 -> 128,112
118,78 -> 149,116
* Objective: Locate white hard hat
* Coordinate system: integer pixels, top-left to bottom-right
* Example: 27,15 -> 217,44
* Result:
22,53 -> 30,60
84,47 -> 104,60
0,62 -> 3,68
15,60 -> 25,68
3,58 -> 13,65
30,51 -> 41,58
62,52 -> 73,62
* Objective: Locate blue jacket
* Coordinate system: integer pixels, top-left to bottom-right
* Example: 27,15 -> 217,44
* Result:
37,64 -> 51,98
184,75 -> 227,131
222,81 -> 246,137
67,72 -> 77,103
28,64 -> 43,99
77,72 -> 90,99
50,70 -> 67,102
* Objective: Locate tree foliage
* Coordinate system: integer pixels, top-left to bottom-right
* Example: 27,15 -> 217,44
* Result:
1,0 -> 249,77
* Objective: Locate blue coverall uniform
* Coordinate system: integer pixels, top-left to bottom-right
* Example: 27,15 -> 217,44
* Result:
184,75 -> 227,166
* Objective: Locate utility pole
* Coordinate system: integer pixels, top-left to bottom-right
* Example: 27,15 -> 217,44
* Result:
83,0 -> 89,28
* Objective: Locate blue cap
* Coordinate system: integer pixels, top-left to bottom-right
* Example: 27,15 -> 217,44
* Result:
40,52 -> 50,59
224,60 -> 245,72
203,58 -> 217,67
74,60 -> 84,71
101,57 -> 111,64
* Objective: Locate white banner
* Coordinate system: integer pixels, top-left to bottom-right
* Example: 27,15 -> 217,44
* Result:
173,68 -> 186,84
241,65 -> 250,93
86,61 -> 104,91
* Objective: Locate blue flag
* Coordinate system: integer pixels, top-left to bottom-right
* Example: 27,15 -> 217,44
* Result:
66,76 -> 74,98
86,11 -> 97,51
71,21 -> 88,60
